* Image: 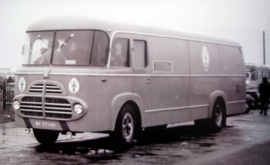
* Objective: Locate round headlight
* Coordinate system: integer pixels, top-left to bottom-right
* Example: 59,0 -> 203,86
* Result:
13,101 -> 20,110
74,104 -> 83,115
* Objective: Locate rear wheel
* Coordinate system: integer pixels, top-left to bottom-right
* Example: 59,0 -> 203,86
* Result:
33,129 -> 59,144
110,104 -> 138,146
210,98 -> 226,131
195,98 -> 226,132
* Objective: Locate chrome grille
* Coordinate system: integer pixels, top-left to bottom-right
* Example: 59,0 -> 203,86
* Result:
20,97 -> 72,119
29,83 -> 62,94
29,84 -> 43,93
45,98 -> 72,118
46,84 -> 62,93
21,97 -> 43,117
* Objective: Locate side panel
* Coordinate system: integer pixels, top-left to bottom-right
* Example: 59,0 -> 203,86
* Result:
133,36 -> 190,127
188,41 -> 220,119
219,45 -> 245,115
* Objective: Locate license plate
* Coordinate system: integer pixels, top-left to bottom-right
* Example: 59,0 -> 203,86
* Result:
30,119 -> 61,130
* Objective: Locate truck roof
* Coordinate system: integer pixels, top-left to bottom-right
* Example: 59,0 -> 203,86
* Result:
27,16 -> 241,47
245,63 -> 270,71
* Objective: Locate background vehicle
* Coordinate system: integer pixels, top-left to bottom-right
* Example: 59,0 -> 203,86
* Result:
245,63 -> 270,111
13,16 -> 246,145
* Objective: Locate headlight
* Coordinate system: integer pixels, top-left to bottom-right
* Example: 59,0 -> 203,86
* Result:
74,104 -> 83,115
13,101 -> 20,110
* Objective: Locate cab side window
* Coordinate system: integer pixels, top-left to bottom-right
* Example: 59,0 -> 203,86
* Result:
111,38 -> 129,67
258,71 -> 262,80
254,71 -> 259,81
134,40 -> 147,68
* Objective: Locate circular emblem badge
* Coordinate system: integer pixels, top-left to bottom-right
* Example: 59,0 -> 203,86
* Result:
202,46 -> 210,72
69,78 -> 80,95
19,77 -> 26,93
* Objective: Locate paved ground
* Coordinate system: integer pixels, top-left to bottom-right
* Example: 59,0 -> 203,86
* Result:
0,110 -> 270,164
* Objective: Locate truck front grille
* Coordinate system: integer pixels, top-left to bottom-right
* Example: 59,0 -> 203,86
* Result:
45,98 -> 72,119
20,97 -> 72,119
29,84 -> 43,93
21,97 -> 43,117
45,84 -> 62,94
29,83 -> 62,94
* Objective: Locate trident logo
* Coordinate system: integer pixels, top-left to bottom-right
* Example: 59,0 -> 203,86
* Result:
72,79 -> 77,91
69,78 -> 79,95
19,77 -> 26,93
20,80 -> 24,90
202,46 -> 210,72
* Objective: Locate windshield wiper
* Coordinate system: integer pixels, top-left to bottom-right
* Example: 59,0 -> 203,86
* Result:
37,35 -> 48,47
59,34 -> 74,48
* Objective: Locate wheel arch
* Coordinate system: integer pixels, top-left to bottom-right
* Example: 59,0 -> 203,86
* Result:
209,90 -> 227,118
110,93 -> 144,131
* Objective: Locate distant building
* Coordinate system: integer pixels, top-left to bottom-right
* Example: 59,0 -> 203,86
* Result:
0,68 -> 14,112
0,68 -> 14,83
0,68 -> 11,76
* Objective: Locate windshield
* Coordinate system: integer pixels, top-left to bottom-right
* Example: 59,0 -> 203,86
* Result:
22,30 -> 109,66
22,31 -> 54,65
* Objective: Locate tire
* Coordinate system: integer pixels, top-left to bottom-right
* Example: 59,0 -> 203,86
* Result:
33,129 -> 59,144
111,104 -> 137,146
210,98 -> 226,132
195,98 -> 226,132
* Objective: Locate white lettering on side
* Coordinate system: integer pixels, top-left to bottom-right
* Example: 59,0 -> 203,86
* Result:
152,61 -> 173,73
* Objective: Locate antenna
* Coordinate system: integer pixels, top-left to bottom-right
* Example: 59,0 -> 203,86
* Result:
263,31 -> 265,64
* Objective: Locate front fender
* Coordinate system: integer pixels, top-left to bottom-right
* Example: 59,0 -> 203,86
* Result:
110,92 -> 145,131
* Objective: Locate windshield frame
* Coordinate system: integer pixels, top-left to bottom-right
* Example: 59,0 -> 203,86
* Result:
22,30 -> 110,67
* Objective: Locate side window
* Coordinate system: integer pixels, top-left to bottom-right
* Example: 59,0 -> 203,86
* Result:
111,38 -> 129,67
251,72 -> 255,81
258,71 -> 262,80
134,40 -> 147,68
254,71 -> 259,81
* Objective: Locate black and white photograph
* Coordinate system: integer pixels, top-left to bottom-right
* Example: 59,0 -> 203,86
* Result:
0,0 -> 270,164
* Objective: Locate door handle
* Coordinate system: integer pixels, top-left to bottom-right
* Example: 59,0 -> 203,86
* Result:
101,78 -> 107,82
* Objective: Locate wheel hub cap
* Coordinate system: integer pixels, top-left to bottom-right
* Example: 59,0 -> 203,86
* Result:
122,113 -> 134,141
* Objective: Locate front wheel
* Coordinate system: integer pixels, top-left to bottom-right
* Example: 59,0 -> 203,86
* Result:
33,129 -> 59,144
110,104 -> 138,146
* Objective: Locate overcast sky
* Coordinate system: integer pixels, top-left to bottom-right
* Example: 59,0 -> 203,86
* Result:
0,0 -> 270,71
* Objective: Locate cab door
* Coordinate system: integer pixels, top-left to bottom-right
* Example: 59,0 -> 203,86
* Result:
131,39 -> 152,127
132,39 -> 149,93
